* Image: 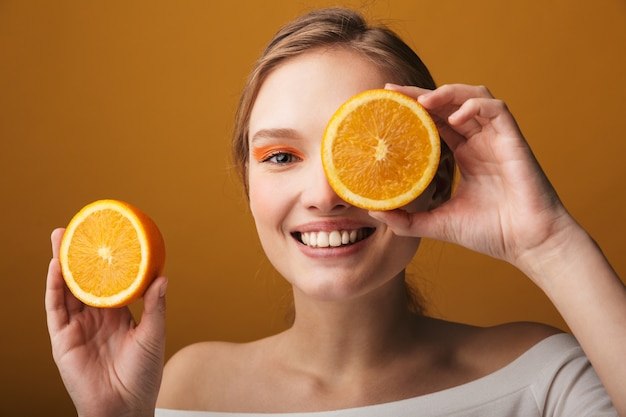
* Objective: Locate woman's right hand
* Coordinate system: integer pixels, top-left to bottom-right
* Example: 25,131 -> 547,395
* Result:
45,228 -> 168,417
371,84 -> 570,273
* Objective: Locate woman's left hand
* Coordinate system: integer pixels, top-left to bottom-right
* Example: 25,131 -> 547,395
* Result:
370,84 -> 576,273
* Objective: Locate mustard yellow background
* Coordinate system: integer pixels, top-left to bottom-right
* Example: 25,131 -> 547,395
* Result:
1,1 -> 625,415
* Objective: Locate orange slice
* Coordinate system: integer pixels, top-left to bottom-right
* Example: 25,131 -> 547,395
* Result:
59,199 -> 166,308
322,89 -> 440,211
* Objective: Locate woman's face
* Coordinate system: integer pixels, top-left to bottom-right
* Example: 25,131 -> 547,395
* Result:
247,47 -> 431,303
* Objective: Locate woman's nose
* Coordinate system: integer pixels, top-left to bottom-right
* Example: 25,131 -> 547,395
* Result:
300,158 -> 350,212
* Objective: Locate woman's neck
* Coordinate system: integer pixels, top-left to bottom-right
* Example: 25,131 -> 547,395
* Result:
280,274 -> 424,376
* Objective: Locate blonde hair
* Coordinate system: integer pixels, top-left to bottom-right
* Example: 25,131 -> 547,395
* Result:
232,7 -> 455,206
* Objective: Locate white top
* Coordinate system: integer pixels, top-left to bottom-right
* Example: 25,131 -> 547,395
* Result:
156,333 -> 616,417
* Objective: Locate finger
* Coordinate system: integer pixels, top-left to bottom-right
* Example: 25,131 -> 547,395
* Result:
416,85 -> 489,152
45,258 -> 70,334
419,86 -> 491,138
449,97 -> 521,138
369,208 -> 452,243
445,98 -> 493,139
46,229 -> 85,332
448,98 -> 515,125
432,119 -> 469,153
369,209 -> 423,237
135,276 -> 167,353
51,228 -> 65,259
418,84 -> 494,109
46,257 -> 86,330
384,83 -> 433,99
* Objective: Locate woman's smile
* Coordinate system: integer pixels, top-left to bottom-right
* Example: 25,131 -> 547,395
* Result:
289,218 -> 378,254
292,227 -> 375,248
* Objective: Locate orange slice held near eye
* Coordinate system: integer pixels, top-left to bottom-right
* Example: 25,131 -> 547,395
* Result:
322,89 -> 441,211
59,199 -> 166,308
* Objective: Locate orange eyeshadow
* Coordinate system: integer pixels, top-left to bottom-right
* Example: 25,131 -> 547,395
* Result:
252,145 -> 305,162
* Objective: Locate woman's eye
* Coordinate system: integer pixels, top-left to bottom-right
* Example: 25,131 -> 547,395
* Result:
264,151 -> 301,165
252,145 -> 305,165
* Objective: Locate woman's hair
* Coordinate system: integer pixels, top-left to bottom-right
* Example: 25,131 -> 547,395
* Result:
232,7 -> 457,315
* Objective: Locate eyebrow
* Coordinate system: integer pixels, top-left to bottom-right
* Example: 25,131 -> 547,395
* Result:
250,128 -> 303,144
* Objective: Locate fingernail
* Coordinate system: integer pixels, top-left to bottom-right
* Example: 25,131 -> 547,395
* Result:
385,83 -> 401,90
417,93 -> 430,103
368,210 -> 385,221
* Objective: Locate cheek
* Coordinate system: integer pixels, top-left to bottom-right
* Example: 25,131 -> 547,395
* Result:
248,169 -> 296,229
248,172 -> 299,272
249,176 -> 281,262
248,175 -> 274,223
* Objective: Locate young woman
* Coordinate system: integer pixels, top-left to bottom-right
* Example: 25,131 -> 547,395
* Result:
46,8 -> 624,416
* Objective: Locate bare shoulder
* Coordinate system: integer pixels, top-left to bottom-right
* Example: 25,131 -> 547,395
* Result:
427,318 -> 563,376
156,341 -> 230,409
156,335 -> 285,410
477,321 -> 562,358
420,319 -> 562,381
481,321 -> 563,344
157,339 -> 268,410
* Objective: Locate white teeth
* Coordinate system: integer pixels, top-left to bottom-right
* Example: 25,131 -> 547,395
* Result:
329,231 -> 342,247
317,232 -> 329,247
299,229 -> 368,248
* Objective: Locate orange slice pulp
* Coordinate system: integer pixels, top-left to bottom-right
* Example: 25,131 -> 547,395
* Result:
322,89 -> 440,211
59,199 -> 165,308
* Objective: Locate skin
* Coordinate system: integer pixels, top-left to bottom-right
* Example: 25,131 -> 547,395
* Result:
45,46 -> 626,416
156,48 -> 561,412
